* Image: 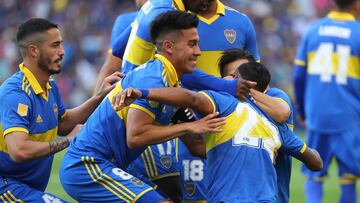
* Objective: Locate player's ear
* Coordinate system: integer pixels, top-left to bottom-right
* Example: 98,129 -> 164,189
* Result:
163,40 -> 173,54
28,44 -> 39,58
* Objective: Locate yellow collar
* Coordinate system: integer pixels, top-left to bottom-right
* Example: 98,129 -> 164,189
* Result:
172,0 -> 225,15
155,54 -> 180,87
327,11 -> 356,21
173,0 -> 186,11
19,63 -> 51,95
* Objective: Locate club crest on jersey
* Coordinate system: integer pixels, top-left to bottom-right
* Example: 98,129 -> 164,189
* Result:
224,29 -> 236,44
160,156 -> 172,169
130,177 -> 144,187
53,103 -> 58,119
184,183 -> 196,196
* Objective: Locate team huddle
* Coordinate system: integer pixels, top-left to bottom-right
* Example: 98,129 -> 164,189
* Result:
0,0 -> 360,202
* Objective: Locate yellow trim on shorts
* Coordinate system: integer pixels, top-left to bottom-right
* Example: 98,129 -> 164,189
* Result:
141,153 -> 151,178
143,149 -> 155,177
150,172 -> 180,181
148,147 -> 159,177
131,187 -> 153,203
82,156 -> 135,202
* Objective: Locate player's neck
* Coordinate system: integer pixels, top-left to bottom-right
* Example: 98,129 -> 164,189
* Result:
23,59 -> 49,91
197,2 -> 217,19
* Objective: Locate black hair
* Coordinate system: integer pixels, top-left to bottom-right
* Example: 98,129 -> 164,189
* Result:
150,10 -> 198,51
219,48 -> 256,77
334,0 -> 357,9
16,18 -> 58,57
237,62 -> 271,92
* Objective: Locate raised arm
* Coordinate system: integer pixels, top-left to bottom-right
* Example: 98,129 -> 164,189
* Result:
250,89 -> 290,124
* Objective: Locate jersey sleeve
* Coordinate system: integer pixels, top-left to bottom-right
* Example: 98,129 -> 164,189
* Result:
110,12 -> 137,47
112,25 -> 132,59
181,68 -> 238,96
198,90 -> 238,118
293,33 -> 309,120
0,89 -> 31,135
244,15 -> 260,61
279,127 -> 306,158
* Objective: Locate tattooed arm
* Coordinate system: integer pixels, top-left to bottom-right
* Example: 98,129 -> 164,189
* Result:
5,124 -> 82,163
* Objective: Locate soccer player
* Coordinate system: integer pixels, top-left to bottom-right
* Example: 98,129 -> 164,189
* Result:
0,18 -> 121,202
294,1 -> 360,203
116,82 -> 323,203
59,11 -> 226,203
94,0 -> 147,94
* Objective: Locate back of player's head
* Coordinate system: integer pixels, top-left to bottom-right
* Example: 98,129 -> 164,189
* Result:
237,62 -> 271,92
150,10 -> 198,51
334,0 -> 357,9
219,48 -> 256,77
16,18 -> 58,57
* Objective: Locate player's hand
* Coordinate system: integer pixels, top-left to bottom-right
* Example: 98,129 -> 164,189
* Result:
236,79 -> 257,101
96,71 -> 125,98
186,112 -> 226,134
112,88 -> 142,111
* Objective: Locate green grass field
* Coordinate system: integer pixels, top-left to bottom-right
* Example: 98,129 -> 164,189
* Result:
47,148 -> 360,203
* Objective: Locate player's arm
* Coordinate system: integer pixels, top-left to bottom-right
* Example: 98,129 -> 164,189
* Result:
181,68 -> 256,101
58,72 -> 123,136
250,88 -> 290,124
172,108 -> 206,158
119,88 -> 223,150
296,147 -> 323,171
5,125 -> 81,163
93,26 -> 131,94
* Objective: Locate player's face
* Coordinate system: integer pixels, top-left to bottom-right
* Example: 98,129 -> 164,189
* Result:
184,0 -> 215,13
222,58 -> 249,79
37,28 -> 64,75
172,28 -> 201,75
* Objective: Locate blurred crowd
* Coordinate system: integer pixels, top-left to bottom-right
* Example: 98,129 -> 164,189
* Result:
0,0 -> 331,108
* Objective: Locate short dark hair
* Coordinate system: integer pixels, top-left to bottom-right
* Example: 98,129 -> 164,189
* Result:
150,10 -> 198,51
334,0 -> 357,9
219,48 -> 256,77
16,18 -> 58,57
237,62 -> 271,92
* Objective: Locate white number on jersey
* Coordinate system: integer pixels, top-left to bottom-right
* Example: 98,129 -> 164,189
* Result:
309,43 -> 350,84
112,168 -> 132,180
182,160 -> 204,181
157,140 -> 173,156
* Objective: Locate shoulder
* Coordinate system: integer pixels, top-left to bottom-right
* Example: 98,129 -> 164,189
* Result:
0,72 -> 29,99
123,60 -> 165,88
224,6 -> 252,22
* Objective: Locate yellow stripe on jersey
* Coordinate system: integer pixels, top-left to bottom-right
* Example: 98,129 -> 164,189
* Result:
205,111 -> 240,152
28,127 -> 58,142
198,92 -> 216,113
2,193 -> 12,202
125,35 -> 155,67
107,83 -> 130,124
82,156 -> 135,202
196,51 -> 223,77
175,138 -> 179,162
147,147 -> 159,177
287,124 -> 294,131
156,54 -> 180,87
172,0 -> 186,11
300,143 -> 307,154
294,59 -> 306,66
308,52 -> 360,79
0,194 -> 5,202
141,153 -> 152,177
7,190 -> 24,203
130,104 -> 156,120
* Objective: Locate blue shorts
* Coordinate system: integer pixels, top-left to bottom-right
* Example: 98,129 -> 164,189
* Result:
178,140 -> 207,202
302,125 -> 360,180
0,176 -> 68,203
60,153 -> 165,203
128,140 -> 180,185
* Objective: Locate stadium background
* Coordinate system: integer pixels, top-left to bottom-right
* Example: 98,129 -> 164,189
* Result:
0,0 -> 358,202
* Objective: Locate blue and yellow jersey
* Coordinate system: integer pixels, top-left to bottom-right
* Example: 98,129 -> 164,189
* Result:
294,11 -> 360,133
120,0 -> 184,73
0,64 -> 66,191
193,0 -> 259,76
178,140 -> 207,202
199,90 -> 305,202
265,87 -> 294,203
110,11 -> 137,48
69,54 -> 181,169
